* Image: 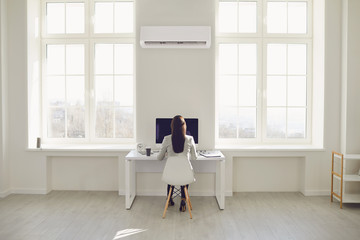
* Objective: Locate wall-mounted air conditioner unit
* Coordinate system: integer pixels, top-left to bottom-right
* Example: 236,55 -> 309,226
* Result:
140,26 -> 211,49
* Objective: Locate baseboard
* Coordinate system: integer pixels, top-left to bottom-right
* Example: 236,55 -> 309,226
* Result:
0,189 -> 11,198
4,189 -> 328,197
7,189 -> 222,196
225,191 -> 233,197
232,190 -> 330,197
11,188 -> 49,195
301,190 -> 330,196
133,189 -> 233,197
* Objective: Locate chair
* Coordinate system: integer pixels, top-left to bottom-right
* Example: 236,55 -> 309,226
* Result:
162,155 -> 196,219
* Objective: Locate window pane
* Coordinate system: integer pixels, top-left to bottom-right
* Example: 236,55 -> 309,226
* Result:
115,76 -> 133,106
96,107 -> 114,138
114,44 -> 133,75
238,44 -> 257,74
115,107 -> 134,138
66,76 -> 85,106
114,2 -> 133,33
238,2 -> 257,33
238,76 -> 256,106
95,44 -> 114,74
219,76 -> 237,107
267,44 -> 286,75
219,44 -> 237,75
288,108 -> 306,138
48,107 -> 65,138
47,3 -> 65,34
66,3 -> 85,34
267,108 -> 286,138
238,108 -> 256,138
67,106 -> 85,138
66,45 -> 85,75
219,2 -> 237,33
288,76 -> 306,106
94,2 -> 114,33
267,2 -> 287,33
288,44 -> 307,75
47,45 -> 65,75
219,107 -> 237,138
267,76 -> 286,106
288,2 -> 307,34
95,76 -> 113,105
47,76 -> 65,106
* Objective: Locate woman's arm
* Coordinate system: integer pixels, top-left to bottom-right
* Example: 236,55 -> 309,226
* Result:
157,136 -> 169,160
189,136 -> 198,161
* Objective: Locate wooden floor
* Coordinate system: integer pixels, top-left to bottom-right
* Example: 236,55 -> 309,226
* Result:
1,191 -> 360,240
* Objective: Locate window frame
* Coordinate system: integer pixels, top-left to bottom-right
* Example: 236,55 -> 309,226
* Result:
262,38 -> 313,144
41,0 -> 90,39
215,38 -> 263,144
263,0 -> 313,39
216,0 -> 313,146
89,38 -> 136,144
90,0 -> 135,38
41,39 -> 90,144
41,0 -> 135,144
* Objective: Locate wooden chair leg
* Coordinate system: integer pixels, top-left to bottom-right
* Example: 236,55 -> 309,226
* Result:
187,193 -> 192,210
162,186 -> 173,218
184,186 -> 192,219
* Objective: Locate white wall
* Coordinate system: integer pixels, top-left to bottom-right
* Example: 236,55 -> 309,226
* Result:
0,0 -> 10,197
1,0 -> 348,197
233,157 -> 304,192
136,0 -> 215,150
341,0 -> 360,154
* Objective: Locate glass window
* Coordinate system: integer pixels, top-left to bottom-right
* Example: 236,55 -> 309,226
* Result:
219,1 -> 257,33
266,43 -> 307,139
217,0 -> 311,144
267,1 -> 307,34
94,1 -> 134,33
46,2 -> 85,34
218,43 -> 258,139
94,44 -> 134,139
42,0 -> 135,143
45,44 -> 86,139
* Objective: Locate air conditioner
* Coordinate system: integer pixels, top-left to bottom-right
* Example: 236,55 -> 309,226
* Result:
140,26 -> 211,49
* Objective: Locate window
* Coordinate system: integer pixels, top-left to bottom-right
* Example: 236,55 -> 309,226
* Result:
216,0 -> 312,144
42,0 -> 135,143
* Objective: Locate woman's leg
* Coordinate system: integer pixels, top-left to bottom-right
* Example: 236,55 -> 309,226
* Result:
179,185 -> 189,212
167,184 -> 174,206
180,185 -> 189,198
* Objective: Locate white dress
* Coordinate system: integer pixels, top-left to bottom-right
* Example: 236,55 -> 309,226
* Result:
157,135 -> 198,161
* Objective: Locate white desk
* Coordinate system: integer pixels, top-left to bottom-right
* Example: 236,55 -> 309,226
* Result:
125,150 -> 225,210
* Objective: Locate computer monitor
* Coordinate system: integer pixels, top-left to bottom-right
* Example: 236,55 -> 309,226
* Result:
156,118 -> 198,144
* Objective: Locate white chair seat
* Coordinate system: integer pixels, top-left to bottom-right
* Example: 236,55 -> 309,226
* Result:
161,155 -> 195,219
162,156 -> 196,186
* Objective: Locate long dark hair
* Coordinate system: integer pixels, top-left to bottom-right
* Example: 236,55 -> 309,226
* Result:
171,115 -> 186,153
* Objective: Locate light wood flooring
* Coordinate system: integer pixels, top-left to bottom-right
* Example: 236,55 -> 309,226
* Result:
1,191 -> 360,240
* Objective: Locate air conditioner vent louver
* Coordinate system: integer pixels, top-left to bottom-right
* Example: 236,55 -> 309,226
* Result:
140,26 -> 211,49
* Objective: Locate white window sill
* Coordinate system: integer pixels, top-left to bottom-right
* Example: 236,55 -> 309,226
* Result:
215,144 -> 325,152
27,144 -> 135,152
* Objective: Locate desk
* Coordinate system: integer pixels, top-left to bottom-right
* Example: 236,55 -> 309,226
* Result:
125,150 -> 225,210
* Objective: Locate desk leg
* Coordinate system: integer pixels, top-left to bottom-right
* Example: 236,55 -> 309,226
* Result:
125,159 -> 136,209
215,160 -> 225,210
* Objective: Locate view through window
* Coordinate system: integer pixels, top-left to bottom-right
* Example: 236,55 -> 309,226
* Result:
42,0 -> 134,143
217,0 -> 312,144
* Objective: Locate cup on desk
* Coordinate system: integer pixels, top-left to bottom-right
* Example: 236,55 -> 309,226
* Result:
146,147 -> 151,156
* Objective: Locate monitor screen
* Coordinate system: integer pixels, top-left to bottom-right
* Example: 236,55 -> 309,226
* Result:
156,118 -> 198,144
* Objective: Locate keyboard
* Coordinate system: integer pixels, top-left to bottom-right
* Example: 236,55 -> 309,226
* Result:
198,150 -> 222,158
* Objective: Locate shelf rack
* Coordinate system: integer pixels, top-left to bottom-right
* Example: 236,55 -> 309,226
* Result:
331,151 -> 360,208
